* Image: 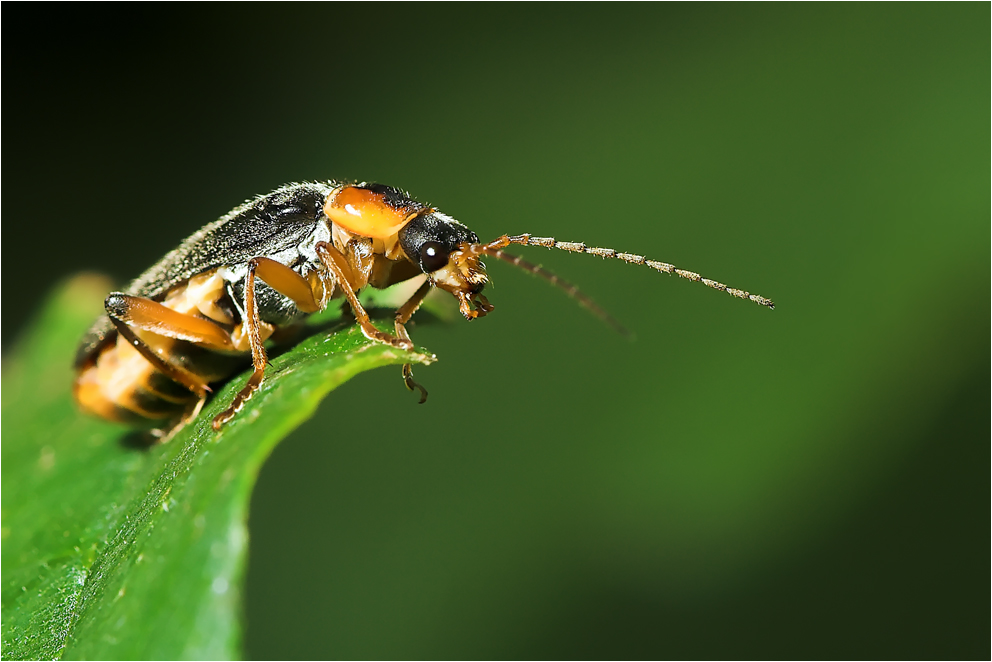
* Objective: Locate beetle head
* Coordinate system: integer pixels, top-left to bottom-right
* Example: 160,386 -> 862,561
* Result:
397,211 -> 494,319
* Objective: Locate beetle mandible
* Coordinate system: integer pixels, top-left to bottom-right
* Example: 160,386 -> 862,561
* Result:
73,181 -> 774,434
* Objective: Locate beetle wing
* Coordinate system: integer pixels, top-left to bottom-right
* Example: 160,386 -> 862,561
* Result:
74,182 -> 337,367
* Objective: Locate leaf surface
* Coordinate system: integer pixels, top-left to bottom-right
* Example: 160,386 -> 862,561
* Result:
1,275 -> 434,659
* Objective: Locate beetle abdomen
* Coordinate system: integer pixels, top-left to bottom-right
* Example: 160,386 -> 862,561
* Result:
74,338 -> 195,424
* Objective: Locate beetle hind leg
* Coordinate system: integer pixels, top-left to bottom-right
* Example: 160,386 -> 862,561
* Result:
98,292 -> 241,436
150,395 -> 208,444
103,293 -> 217,400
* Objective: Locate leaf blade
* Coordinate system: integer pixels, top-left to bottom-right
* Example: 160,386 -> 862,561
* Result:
2,276 -> 434,660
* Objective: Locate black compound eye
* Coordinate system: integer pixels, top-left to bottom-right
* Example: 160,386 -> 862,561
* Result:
419,241 -> 449,272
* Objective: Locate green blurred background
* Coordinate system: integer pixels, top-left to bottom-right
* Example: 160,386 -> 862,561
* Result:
4,4 -> 987,658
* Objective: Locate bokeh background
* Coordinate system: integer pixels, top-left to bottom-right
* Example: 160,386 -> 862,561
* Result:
4,4 -> 987,658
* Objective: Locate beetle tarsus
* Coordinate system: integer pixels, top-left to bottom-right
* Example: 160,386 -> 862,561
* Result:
402,364 -> 429,404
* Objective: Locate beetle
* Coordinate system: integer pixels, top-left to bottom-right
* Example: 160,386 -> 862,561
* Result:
73,181 -> 774,434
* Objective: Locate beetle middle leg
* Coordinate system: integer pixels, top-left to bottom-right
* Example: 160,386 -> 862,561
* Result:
212,257 -> 323,430
316,241 -> 415,351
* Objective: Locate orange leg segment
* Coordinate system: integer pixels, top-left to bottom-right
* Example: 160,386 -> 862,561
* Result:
251,257 -> 322,313
104,293 -> 223,399
212,257 -> 327,430
104,293 -> 232,434
106,293 -> 235,351
315,241 -> 414,351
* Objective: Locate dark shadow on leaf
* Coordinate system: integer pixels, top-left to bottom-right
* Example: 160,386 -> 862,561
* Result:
120,429 -> 160,450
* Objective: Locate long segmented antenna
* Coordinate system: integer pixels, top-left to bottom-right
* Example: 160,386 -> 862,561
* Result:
476,245 -> 631,336
468,233 -> 775,310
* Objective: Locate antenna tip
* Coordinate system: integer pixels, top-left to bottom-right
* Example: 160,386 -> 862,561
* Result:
753,295 -> 775,309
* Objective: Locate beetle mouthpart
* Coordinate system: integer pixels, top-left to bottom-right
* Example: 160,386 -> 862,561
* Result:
433,247 -> 492,319
448,248 -> 488,287
456,291 -> 495,320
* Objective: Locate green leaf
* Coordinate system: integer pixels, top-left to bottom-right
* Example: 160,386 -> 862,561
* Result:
1,275 -> 435,660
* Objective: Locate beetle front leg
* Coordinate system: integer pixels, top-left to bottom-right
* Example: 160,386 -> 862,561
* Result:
393,280 -> 432,403
316,242 -> 414,351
